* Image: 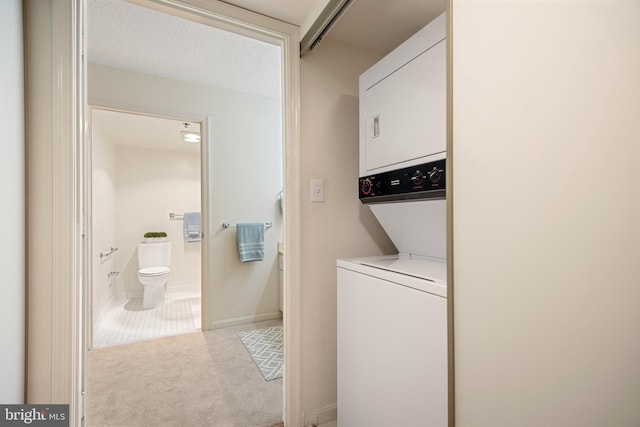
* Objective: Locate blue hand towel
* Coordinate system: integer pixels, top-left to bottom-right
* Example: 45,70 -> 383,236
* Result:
236,223 -> 265,262
183,212 -> 201,242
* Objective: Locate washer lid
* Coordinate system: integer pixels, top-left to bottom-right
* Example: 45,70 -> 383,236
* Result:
138,266 -> 170,277
337,255 -> 447,297
358,256 -> 447,283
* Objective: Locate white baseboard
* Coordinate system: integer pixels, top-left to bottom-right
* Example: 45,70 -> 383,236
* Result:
303,403 -> 338,427
317,404 -> 338,425
208,311 -> 283,330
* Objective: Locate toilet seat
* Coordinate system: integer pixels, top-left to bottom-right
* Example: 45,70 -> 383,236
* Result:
138,266 -> 170,277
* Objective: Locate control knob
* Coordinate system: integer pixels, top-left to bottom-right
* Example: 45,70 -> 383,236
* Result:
411,170 -> 424,186
428,167 -> 443,183
361,178 -> 372,195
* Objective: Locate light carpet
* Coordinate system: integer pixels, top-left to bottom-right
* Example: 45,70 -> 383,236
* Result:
239,326 -> 284,381
88,320 -> 283,426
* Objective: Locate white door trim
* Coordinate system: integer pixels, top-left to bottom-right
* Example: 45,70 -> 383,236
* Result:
54,0 -> 81,415
36,0 -> 301,425
26,0 -> 85,423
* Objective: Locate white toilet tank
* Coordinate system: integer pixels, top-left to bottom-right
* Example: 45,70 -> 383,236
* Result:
137,242 -> 171,269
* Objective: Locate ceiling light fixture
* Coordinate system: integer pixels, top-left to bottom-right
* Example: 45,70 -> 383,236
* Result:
181,131 -> 201,143
181,122 -> 200,143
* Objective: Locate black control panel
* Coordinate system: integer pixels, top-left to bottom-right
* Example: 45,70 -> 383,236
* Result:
359,159 -> 446,204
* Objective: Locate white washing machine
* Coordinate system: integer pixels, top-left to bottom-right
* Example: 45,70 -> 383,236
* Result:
337,160 -> 448,427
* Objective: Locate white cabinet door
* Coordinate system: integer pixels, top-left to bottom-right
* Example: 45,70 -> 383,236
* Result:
361,39 -> 446,174
337,267 -> 447,427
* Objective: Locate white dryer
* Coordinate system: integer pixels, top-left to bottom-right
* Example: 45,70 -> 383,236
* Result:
359,12 -> 446,177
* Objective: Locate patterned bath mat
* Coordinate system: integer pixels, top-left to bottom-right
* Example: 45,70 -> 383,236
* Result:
239,326 -> 284,381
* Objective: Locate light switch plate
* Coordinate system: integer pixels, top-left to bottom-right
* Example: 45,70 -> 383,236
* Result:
311,179 -> 324,202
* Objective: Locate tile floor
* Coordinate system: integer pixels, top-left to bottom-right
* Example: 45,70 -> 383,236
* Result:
92,286 -> 201,348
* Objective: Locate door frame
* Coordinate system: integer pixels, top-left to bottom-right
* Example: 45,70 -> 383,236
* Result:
86,107 -> 205,343
47,0 -> 301,424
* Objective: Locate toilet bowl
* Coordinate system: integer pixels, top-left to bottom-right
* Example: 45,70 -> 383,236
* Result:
137,242 -> 171,309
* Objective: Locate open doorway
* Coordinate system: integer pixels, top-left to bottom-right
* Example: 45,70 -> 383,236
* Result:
89,108 -> 203,348
85,0 -> 288,424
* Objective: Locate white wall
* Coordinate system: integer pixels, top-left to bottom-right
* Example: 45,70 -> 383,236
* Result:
299,39 -> 396,421
207,95 -> 283,327
0,0 -> 24,403
88,64 -> 282,326
453,1 -> 640,425
91,114 -> 118,323
116,146 -> 201,295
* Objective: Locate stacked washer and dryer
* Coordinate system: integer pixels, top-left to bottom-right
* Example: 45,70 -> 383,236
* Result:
337,13 -> 448,427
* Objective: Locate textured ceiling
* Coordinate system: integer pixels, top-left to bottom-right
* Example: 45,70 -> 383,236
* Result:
87,0 -> 282,99
93,109 -> 201,154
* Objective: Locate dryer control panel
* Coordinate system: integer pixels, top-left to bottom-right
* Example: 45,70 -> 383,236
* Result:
359,159 -> 446,204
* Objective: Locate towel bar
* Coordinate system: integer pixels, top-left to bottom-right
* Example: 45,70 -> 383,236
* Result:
100,247 -> 118,259
223,222 -> 272,230
169,212 -> 184,220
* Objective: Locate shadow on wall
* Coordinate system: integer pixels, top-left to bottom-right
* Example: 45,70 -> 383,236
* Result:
358,204 -> 397,253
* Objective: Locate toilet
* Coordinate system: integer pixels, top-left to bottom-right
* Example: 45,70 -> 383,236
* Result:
137,242 -> 171,309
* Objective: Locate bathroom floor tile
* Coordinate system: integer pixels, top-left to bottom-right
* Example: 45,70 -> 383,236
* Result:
93,287 -> 201,348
